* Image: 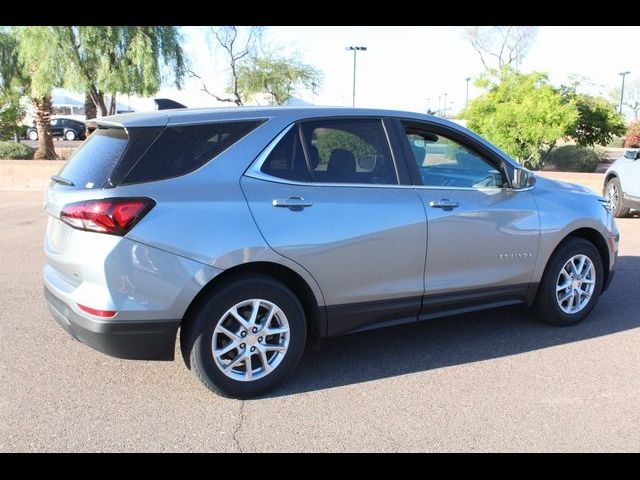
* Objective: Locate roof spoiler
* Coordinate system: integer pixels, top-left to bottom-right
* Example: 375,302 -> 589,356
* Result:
154,98 -> 187,110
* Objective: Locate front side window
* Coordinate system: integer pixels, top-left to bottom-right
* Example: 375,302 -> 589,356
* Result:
301,119 -> 397,185
402,123 -> 506,189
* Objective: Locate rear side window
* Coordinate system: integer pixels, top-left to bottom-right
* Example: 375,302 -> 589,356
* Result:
122,120 -> 263,185
260,128 -> 310,182
57,128 -> 129,190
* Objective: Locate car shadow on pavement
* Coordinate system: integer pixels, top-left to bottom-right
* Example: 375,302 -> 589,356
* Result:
266,254 -> 640,398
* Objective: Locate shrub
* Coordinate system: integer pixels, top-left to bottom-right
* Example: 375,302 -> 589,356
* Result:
544,145 -> 602,173
0,141 -> 34,159
606,135 -> 625,148
624,121 -> 640,148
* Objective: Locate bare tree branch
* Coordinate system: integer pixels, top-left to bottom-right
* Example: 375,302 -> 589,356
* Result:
187,69 -> 236,103
462,26 -> 539,72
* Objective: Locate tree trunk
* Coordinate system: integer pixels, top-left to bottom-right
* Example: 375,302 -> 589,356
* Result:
32,95 -> 56,160
90,88 -> 107,117
84,92 -> 97,120
108,93 -> 117,115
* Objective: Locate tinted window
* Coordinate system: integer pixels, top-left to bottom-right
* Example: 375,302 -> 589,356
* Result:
260,128 -> 310,182
57,128 -> 129,190
402,124 -> 506,189
122,120 -> 263,185
301,119 -> 397,185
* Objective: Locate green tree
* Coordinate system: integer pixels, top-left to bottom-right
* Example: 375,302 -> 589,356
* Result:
16,27 -> 63,159
462,68 -> 576,169
55,26 -> 186,116
236,55 -> 322,105
561,91 -> 625,147
610,79 -> 640,121
0,30 -> 25,141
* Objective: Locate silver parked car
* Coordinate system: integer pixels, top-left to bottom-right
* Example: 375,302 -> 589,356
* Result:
604,149 -> 640,217
44,107 -> 619,398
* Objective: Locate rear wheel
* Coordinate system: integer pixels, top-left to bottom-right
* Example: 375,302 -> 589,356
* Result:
65,130 -> 77,141
605,177 -> 630,218
534,237 -> 603,326
182,275 -> 307,398
28,130 -> 38,141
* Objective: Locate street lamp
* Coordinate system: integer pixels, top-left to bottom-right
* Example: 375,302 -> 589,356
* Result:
437,95 -> 442,116
619,71 -> 631,115
465,77 -> 471,107
346,46 -> 367,107
443,93 -> 448,118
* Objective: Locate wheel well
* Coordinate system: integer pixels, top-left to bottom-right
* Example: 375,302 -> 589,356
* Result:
604,173 -> 617,187
565,228 -> 610,291
180,262 -> 324,365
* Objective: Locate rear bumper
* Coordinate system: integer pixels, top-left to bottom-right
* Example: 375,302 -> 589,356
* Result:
45,286 -> 179,360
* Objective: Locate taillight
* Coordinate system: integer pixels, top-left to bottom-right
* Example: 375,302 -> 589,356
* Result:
60,198 -> 155,235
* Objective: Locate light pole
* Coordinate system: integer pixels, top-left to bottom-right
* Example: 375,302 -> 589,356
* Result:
619,71 -> 631,115
437,95 -> 442,116
443,93 -> 448,118
346,46 -> 367,107
465,77 -> 471,108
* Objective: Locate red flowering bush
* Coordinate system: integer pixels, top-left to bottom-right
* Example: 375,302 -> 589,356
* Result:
624,121 -> 640,148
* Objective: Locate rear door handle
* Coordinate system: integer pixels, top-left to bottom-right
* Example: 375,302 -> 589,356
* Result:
272,196 -> 313,210
429,199 -> 459,209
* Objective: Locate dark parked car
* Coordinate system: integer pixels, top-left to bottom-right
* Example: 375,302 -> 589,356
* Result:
27,117 -> 86,141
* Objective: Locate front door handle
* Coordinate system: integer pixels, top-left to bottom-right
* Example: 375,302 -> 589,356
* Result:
429,199 -> 459,209
272,196 -> 313,210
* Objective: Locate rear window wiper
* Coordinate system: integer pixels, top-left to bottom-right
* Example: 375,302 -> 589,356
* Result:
50,175 -> 75,187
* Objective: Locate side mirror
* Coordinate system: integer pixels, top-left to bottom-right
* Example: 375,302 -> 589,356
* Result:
513,168 -> 536,189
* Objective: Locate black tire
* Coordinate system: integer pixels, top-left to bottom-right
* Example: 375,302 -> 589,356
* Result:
534,237 -> 604,326
65,130 -> 76,141
182,275 -> 307,399
605,177 -> 630,218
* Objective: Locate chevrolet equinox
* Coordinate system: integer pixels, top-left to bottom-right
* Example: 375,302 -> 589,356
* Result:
44,107 -> 619,398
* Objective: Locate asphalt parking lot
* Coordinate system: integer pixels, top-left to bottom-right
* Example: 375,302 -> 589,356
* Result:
2,188 -> 640,452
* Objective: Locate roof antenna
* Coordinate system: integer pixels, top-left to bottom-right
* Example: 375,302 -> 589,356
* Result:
154,98 -> 187,110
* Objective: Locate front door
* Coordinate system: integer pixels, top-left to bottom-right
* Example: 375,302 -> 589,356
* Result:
242,118 -> 427,336
395,120 -> 540,316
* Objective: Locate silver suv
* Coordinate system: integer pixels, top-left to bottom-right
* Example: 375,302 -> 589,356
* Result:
604,149 -> 640,217
44,107 -> 619,398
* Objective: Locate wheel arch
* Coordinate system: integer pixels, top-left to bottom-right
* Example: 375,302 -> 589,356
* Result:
179,261 -> 326,367
604,171 -> 619,193
540,227 -> 611,296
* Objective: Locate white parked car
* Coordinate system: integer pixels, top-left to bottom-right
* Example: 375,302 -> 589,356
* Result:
604,149 -> 640,217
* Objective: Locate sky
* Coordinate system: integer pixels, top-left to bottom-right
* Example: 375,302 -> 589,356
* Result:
76,26 -> 640,120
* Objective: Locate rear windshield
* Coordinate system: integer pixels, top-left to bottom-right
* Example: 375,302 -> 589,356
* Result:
57,128 -> 129,190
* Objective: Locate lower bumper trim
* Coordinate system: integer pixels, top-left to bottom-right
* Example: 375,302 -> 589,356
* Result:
44,287 -> 179,361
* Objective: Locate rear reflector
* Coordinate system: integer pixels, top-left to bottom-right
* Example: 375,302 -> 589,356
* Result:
60,198 -> 155,235
77,304 -> 117,318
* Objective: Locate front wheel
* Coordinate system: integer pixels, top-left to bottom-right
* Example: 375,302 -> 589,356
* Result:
605,177 -> 630,218
64,130 -> 77,141
534,237 -> 603,326
28,130 -> 38,141
182,275 -> 307,398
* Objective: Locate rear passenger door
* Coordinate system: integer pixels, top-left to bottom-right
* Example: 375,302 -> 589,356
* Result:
50,119 -> 64,137
241,118 -> 427,336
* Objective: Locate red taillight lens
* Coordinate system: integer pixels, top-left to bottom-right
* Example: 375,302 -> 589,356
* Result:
60,198 -> 155,235
77,303 -> 117,318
